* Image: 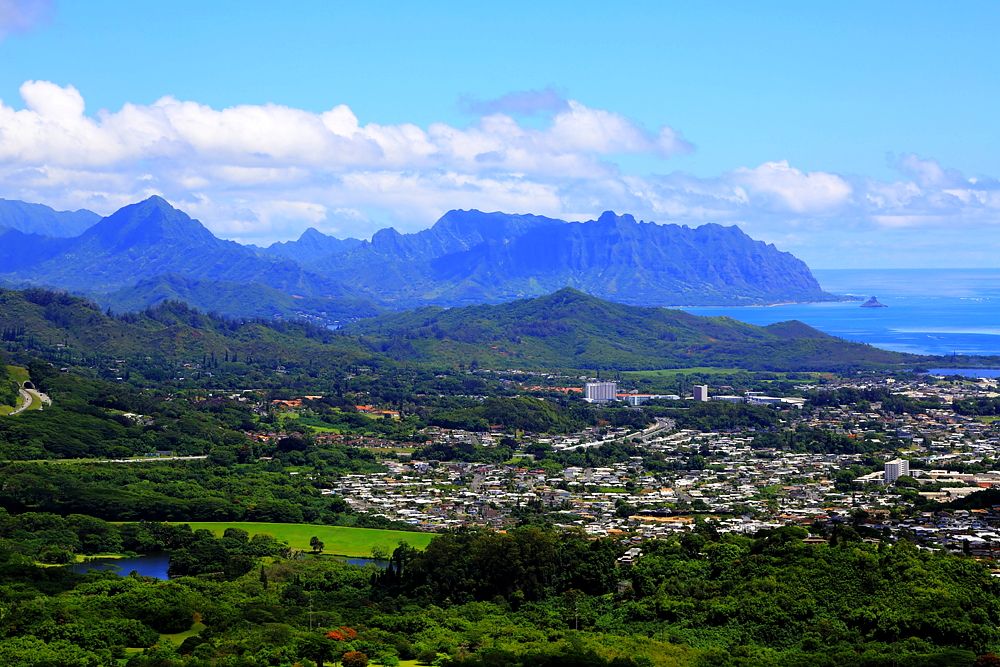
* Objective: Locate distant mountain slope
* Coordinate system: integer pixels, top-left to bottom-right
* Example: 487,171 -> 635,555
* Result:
0,199 -> 100,237
259,227 -> 363,263
9,196 -> 337,294
311,210 -> 833,307
346,288 -> 908,371
100,274 -> 380,323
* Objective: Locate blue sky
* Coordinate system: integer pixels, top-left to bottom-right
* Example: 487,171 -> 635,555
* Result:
1,0 -> 999,267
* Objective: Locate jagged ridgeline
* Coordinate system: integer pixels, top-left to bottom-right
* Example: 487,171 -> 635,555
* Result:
1,197 -> 833,322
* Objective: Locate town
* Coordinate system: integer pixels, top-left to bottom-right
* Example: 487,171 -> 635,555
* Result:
233,370 -> 1000,559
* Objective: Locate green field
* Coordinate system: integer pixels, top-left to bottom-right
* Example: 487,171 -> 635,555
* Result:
0,366 -> 29,415
175,522 -> 434,557
622,366 -> 746,379
6,365 -> 29,384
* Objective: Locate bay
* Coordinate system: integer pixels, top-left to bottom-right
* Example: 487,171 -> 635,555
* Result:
683,269 -> 1000,358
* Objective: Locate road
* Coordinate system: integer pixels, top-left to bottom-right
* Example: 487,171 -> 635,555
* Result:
7,387 -> 51,416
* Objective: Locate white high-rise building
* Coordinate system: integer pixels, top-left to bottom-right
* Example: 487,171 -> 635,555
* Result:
584,381 -> 618,402
885,459 -> 910,484
693,385 -> 709,402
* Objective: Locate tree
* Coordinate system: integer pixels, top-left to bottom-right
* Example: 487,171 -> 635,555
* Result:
309,536 -> 324,554
342,650 -> 369,667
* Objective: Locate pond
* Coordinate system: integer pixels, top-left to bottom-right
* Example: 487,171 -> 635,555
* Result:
69,553 -> 170,580
69,553 -> 388,580
336,556 -> 389,569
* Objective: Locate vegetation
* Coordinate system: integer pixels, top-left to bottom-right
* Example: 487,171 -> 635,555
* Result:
0,365 -> 21,413
1,285 -> 999,665
346,288 -> 912,372
1,519 -> 998,666
174,523 -> 434,557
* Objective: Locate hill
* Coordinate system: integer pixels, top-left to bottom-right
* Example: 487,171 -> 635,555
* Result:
0,286 -> 915,376
309,210 -> 834,307
346,288 -> 910,371
0,287 -> 378,384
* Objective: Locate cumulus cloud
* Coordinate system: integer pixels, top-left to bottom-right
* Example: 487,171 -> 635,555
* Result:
0,0 -> 51,39
731,160 -> 853,214
0,80 -> 697,241
1,79 -> 999,265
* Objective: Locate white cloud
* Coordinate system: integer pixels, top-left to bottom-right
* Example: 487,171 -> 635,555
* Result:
731,160 -> 853,214
1,79 -> 1000,266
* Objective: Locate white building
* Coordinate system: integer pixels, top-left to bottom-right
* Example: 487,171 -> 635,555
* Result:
584,381 -> 618,402
623,394 -> 678,406
693,385 -> 709,402
885,458 -> 910,484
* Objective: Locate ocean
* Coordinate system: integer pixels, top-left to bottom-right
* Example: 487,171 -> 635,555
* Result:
683,269 -> 1000,358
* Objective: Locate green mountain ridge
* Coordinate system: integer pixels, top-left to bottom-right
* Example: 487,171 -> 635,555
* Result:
345,288 -> 912,371
0,286 -> 920,376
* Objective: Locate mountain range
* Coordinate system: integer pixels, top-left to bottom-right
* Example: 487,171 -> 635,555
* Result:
0,196 -> 835,321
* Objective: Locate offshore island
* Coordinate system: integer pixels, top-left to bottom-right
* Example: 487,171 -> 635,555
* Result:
861,295 -> 888,307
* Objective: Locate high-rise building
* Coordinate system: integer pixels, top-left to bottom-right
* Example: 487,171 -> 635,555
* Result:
584,381 -> 617,402
693,385 -> 709,402
885,459 -> 910,484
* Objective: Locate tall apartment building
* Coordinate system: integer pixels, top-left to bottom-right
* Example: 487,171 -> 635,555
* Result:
693,385 -> 709,402
584,381 -> 618,402
885,458 -> 910,484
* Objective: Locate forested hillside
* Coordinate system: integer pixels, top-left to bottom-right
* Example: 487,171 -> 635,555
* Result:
0,286 -> 918,376
347,288 -> 910,371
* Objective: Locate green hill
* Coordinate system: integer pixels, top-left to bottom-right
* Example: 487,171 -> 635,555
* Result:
0,288 -> 378,383
0,286 -> 928,376
346,288 -> 911,372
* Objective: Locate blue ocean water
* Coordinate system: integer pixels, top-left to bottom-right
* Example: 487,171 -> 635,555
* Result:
684,269 -> 1000,358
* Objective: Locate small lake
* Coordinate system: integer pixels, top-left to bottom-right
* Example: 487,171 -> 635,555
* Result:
69,553 -> 385,579
70,553 -> 170,580
927,368 -> 1000,379
335,556 -> 390,569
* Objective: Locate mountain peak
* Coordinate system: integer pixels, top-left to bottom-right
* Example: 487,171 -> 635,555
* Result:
299,227 -> 328,241
82,195 -> 218,250
596,210 -> 638,226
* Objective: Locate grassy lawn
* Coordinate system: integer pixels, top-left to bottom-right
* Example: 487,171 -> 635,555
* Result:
161,621 -> 207,646
1,367 -> 43,415
622,367 -> 746,380
976,416 -> 1000,424
6,365 -> 29,384
24,390 -> 42,411
174,522 -> 434,557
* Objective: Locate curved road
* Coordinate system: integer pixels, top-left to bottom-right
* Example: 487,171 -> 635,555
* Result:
8,387 -> 50,416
